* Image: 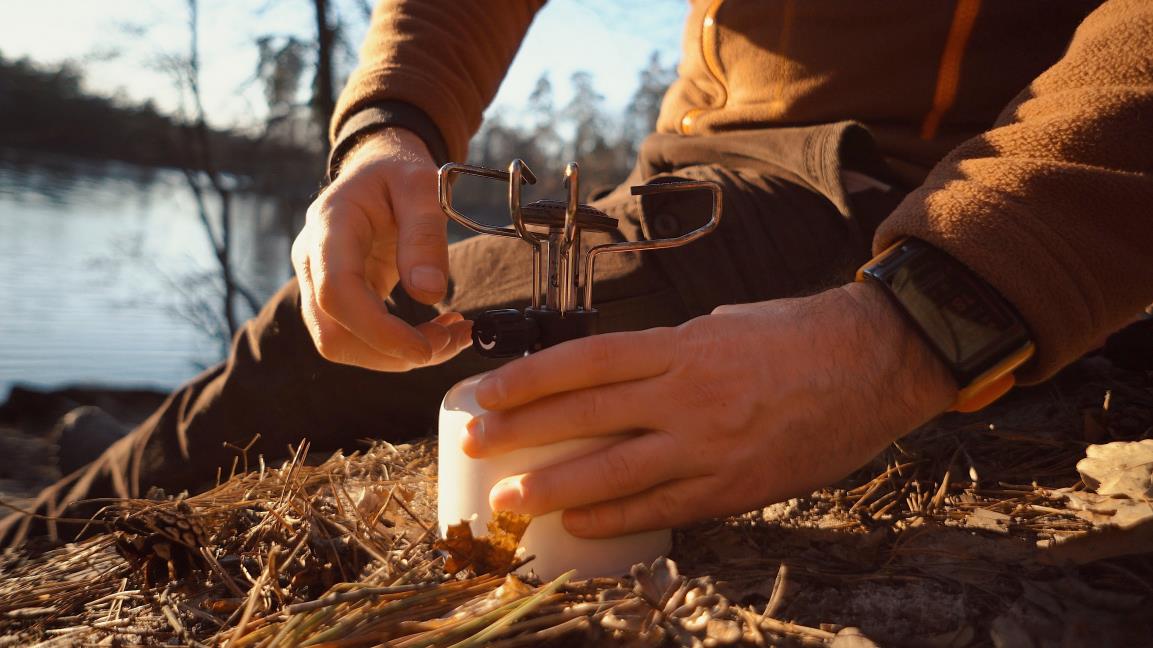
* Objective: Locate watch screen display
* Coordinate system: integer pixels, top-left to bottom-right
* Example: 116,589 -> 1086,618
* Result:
867,240 -> 1031,383
891,265 -> 1009,365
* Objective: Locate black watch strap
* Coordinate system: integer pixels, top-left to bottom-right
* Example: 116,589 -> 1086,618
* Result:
327,102 -> 450,184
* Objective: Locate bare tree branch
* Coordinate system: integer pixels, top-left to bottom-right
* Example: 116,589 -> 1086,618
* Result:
173,0 -> 260,338
354,0 -> 374,21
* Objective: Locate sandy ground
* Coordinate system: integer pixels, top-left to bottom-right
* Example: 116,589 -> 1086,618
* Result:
663,353 -> 1153,645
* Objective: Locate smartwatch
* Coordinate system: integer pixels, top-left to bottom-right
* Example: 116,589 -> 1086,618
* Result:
856,238 -> 1035,413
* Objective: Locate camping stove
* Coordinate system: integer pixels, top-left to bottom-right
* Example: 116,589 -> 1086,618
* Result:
435,159 -> 721,579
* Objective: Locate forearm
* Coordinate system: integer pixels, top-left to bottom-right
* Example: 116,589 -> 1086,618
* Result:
837,281 -> 957,440
875,0 -> 1153,382
331,0 -> 544,171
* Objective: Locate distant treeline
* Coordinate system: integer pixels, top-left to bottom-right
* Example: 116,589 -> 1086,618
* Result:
457,53 -> 677,220
0,53 -> 320,180
0,47 -> 677,209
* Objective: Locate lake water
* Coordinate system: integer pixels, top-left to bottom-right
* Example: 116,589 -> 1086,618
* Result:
0,152 -> 298,402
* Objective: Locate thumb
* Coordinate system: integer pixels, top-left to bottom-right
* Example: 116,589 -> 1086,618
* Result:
392,164 -> 450,304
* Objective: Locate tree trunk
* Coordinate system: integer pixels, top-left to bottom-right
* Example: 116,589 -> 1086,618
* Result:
312,0 -> 337,150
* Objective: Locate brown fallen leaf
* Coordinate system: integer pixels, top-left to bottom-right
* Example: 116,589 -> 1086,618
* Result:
435,510 -> 532,575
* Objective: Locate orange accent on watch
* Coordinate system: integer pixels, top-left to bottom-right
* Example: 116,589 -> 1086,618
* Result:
948,343 -> 1034,412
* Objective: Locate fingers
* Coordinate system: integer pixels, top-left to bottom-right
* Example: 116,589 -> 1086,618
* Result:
289,129 -> 459,372
294,238 -> 466,371
415,314 -> 456,355
296,254 -> 430,371
463,380 -> 659,457
314,208 -> 434,356
488,430 -> 692,517
562,475 -> 717,538
417,313 -> 474,365
365,248 -> 399,301
389,166 -> 449,305
475,328 -> 676,410
424,318 -> 474,367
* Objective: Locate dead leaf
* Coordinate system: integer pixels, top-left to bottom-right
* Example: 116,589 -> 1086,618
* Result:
434,511 -> 532,575
1058,490 -> 1153,529
1042,488 -> 1153,563
436,520 -> 476,575
1077,439 -> 1153,499
1038,440 -> 1153,563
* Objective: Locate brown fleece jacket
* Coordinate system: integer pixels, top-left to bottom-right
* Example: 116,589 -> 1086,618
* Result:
333,0 -> 543,163
333,0 -> 1153,383
875,0 -> 1153,381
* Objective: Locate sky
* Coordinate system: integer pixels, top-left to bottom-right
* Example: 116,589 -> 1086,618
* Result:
0,0 -> 688,131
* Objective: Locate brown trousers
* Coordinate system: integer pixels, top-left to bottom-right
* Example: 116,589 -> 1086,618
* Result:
2,124 -> 904,544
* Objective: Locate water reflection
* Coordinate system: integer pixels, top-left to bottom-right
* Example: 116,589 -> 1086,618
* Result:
0,150 -> 297,400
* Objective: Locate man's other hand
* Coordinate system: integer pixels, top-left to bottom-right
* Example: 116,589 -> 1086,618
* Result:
292,128 -> 472,371
463,282 -> 957,537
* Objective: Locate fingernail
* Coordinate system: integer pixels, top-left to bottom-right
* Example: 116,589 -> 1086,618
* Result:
462,416 -> 485,456
476,376 -> 505,408
490,479 -> 524,512
410,265 -> 446,295
564,508 -> 592,535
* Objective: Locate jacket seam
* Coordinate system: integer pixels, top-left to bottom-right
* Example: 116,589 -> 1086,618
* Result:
920,0 -> 982,140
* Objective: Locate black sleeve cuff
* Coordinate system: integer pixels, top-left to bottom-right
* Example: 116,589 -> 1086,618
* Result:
326,102 -> 451,183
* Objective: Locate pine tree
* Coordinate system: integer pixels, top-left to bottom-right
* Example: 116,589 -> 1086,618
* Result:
622,51 -> 676,158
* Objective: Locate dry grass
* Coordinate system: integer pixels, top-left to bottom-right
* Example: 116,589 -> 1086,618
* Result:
1,359 -> 1152,646
0,440 -> 847,647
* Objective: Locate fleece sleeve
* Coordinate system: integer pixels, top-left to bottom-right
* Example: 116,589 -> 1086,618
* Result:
875,0 -> 1153,383
330,0 -> 545,167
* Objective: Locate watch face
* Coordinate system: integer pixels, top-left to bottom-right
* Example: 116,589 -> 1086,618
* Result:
867,240 -> 1031,383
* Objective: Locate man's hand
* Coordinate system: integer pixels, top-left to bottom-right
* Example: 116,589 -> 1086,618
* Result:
292,128 -> 472,371
462,282 -> 957,538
